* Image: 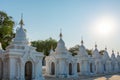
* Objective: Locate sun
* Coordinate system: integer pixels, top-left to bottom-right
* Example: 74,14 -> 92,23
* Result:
96,18 -> 114,35
93,16 -> 117,36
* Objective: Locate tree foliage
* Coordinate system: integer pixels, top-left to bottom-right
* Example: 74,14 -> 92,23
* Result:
69,44 -> 105,56
86,49 -> 93,55
0,11 -> 15,49
69,45 -> 93,56
31,37 -> 57,56
99,50 -> 104,55
69,45 -> 80,56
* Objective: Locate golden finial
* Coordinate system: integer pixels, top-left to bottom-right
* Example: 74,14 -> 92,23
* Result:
19,13 -> 24,27
81,36 -> 83,45
105,46 -> 107,51
95,42 -> 97,48
59,28 -> 62,38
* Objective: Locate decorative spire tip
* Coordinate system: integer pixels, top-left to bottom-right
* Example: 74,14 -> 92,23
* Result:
59,28 -> 62,38
105,46 -> 107,50
81,36 -> 83,45
19,13 -> 24,27
95,42 -> 97,48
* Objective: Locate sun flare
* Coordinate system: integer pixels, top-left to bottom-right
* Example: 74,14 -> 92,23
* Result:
93,16 -> 117,36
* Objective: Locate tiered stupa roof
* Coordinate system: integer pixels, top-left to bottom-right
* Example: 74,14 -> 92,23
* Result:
12,14 -> 28,45
103,47 -> 110,60
111,50 -> 116,61
92,44 -> 100,59
55,32 -> 67,54
78,39 -> 88,57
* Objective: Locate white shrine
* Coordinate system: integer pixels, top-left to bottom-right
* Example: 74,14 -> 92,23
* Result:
102,48 -> 112,73
111,50 -> 119,73
45,32 -> 78,78
75,40 -> 90,75
0,16 -> 44,80
117,52 -> 120,69
92,44 -> 103,74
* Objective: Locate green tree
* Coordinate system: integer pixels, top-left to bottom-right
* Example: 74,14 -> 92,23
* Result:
69,45 -> 80,56
86,49 -> 93,55
31,37 -> 57,56
69,45 -> 93,56
0,11 -> 15,49
99,50 -> 104,55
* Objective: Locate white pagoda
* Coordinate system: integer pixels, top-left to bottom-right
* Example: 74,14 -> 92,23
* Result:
0,15 -> 44,80
45,32 -> 77,78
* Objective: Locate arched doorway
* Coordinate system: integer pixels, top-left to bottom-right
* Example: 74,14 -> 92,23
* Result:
69,63 -> 72,75
77,63 -> 80,72
90,63 -> 93,73
51,62 -> 55,75
25,61 -> 32,80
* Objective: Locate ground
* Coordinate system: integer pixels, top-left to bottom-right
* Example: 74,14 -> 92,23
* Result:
44,74 -> 120,80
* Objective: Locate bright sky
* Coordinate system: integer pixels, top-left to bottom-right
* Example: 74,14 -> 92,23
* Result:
0,0 -> 120,55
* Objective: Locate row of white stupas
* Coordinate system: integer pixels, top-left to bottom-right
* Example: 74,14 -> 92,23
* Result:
0,16 -> 120,80
45,31 -> 120,78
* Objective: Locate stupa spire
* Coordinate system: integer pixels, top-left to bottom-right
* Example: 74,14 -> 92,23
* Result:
59,28 -> 62,39
19,13 -> 24,27
81,36 -> 83,45
95,42 -> 97,49
105,46 -> 107,51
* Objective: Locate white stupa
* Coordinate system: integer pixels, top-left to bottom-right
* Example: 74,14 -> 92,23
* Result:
92,44 -> 103,74
111,50 -> 119,73
1,15 -> 44,80
102,48 -> 112,73
75,39 -> 90,75
45,31 -> 77,78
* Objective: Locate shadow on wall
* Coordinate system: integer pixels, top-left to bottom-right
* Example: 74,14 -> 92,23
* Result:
42,57 -> 46,66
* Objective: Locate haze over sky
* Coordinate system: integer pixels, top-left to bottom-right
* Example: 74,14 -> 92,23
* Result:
0,0 -> 120,55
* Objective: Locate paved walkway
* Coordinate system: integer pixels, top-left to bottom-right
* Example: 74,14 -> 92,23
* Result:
44,74 -> 120,80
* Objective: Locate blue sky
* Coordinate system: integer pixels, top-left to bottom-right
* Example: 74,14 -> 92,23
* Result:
0,0 -> 120,55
